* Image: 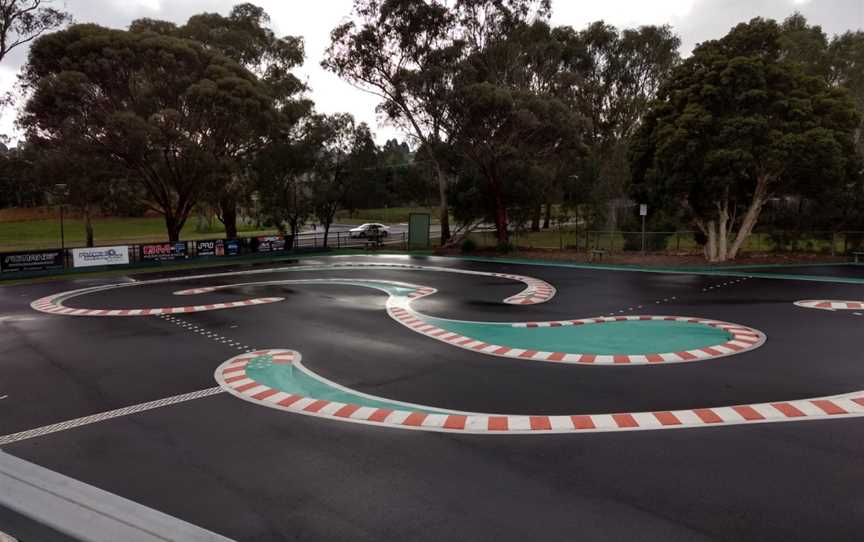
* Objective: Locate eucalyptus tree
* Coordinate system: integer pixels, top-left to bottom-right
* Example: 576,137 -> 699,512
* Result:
0,0 -> 69,64
324,0 -> 460,243
130,3 -> 307,239
307,114 -> 378,247
562,21 -> 680,229
20,24 -> 276,243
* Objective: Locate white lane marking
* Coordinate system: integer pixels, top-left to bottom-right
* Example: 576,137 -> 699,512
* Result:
0,388 -> 224,446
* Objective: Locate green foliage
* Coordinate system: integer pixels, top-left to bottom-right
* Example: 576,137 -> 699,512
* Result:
460,237 -> 477,253
631,17 -> 861,261
496,240 -> 515,253
20,22 -> 277,242
0,0 -> 71,63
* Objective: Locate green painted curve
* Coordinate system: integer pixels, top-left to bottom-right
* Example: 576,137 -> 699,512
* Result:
418,316 -> 732,355
259,278 -> 734,355
244,355 -> 443,414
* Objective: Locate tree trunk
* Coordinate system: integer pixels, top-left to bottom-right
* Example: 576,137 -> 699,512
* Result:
543,202 -> 552,230
323,222 -> 331,249
220,198 -> 238,240
705,219 -> 718,262
165,213 -> 182,244
436,166 -> 450,245
491,179 -> 509,245
716,201 -> 729,262
530,204 -> 541,232
83,205 -> 94,248
727,176 -> 771,260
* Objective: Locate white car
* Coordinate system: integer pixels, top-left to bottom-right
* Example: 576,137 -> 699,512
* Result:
348,223 -> 390,239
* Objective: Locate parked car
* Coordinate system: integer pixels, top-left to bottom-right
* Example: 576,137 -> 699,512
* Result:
348,223 -> 390,239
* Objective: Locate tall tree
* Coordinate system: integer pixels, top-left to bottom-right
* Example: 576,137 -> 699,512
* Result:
254,113 -> 317,239
631,18 -> 860,262
829,30 -> 864,160
130,3 -> 307,239
0,0 -> 69,64
309,114 -> 378,247
30,138 -> 129,247
324,0 -> 458,244
566,21 -> 680,230
20,24 -> 276,243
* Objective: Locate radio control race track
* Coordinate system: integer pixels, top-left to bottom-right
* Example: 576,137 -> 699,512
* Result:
2,255 -> 864,540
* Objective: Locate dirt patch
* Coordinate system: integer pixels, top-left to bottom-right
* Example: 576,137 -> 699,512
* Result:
437,246 -> 848,267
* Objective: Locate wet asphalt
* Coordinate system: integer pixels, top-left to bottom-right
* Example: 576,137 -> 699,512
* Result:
1,255 -> 863,541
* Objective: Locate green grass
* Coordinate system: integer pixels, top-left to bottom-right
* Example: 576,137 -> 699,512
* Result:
0,207 -> 439,251
0,216 -> 277,251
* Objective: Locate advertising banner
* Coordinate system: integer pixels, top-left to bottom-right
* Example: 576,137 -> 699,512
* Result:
141,242 -> 188,261
0,250 -> 65,273
71,246 -> 130,268
195,239 -> 224,257
254,236 -> 287,253
225,239 -> 241,256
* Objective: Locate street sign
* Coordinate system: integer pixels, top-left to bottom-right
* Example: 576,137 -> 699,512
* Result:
639,204 -> 648,216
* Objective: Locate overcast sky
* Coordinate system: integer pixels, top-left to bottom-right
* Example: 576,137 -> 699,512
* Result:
1,0 -> 863,144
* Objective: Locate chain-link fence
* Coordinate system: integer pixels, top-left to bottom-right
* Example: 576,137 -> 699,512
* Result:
468,229 -> 864,255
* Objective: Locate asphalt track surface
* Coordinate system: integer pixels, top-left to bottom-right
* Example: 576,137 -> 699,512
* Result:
2,255 -> 864,540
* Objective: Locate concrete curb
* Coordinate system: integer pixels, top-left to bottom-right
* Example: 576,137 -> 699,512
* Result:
0,452 -> 233,542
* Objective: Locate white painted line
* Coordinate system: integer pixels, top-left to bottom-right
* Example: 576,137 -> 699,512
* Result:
0,388 -> 224,446
0,451 -> 233,542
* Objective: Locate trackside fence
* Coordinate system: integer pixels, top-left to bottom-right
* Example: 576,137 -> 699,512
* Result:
471,229 -> 864,256
0,230 -> 408,278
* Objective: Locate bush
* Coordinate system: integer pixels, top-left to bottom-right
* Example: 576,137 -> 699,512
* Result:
460,237 -> 477,253
496,241 -> 514,254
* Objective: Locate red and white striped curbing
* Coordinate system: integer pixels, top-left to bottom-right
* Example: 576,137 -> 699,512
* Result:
216,350 -> 864,434
386,288 -> 765,365
175,275 -> 553,305
795,300 -> 864,311
31,262 -> 557,319
296,262 -> 557,306
30,294 -> 284,317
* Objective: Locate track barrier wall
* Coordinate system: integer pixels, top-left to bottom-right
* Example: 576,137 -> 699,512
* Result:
0,230 -> 409,279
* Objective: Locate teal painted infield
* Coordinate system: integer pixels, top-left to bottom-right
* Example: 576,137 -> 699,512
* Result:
416,317 -> 733,355
244,354 -> 443,414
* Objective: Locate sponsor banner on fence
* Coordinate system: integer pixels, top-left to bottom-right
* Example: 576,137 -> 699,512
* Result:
255,236 -> 287,253
71,246 -> 130,268
0,250 -> 64,273
141,242 -> 188,261
195,239 -> 225,257
195,239 -> 242,257
225,239 -> 241,256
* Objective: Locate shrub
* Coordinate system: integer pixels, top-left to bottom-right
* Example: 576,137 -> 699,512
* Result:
496,241 -> 514,254
461,237 -> 477,253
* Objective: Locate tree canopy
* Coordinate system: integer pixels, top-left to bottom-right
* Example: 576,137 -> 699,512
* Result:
631,17 -> 861,261
0,0 -> 69,64
20,23 -> 277,242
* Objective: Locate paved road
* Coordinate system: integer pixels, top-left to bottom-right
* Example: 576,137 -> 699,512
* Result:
2,256 -> 864,540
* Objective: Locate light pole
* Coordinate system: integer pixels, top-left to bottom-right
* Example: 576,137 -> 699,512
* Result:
54,184 -> 68,250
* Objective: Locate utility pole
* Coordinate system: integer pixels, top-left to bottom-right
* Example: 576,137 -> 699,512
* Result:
640,204 -> 648,254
